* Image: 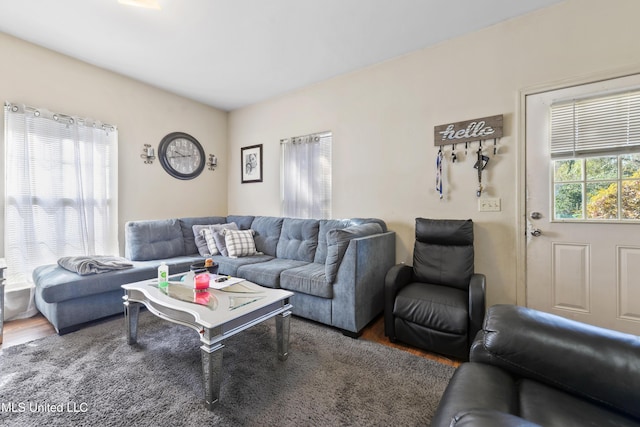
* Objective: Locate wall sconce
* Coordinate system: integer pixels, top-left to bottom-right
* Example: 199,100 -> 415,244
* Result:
141,144 -> 155,164
207,154 -> 218,171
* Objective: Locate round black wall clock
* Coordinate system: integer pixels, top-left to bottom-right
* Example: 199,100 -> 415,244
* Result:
158,132 -> 205,180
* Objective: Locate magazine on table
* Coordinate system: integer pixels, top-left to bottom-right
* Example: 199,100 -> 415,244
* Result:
209,274 -> 247,290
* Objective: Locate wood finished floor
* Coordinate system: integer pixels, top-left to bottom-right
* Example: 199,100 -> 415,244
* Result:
1,313 -> 461,368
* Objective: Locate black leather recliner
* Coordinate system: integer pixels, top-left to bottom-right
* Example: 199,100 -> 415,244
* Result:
431,304 -> 640,427
384,218 -> 486,360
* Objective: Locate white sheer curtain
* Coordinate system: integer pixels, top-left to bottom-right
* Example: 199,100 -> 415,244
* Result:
3,103 -> 118,320
281,132 -> 332,219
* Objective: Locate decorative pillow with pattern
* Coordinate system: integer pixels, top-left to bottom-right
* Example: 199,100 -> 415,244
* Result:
222,229 -> 262,258
202,229 -> 218,256
192,222 -> 238,256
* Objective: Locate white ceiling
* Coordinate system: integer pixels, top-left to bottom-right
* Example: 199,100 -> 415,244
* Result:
0,0 -> 562,111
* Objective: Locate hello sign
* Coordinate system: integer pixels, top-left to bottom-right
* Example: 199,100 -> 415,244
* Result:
434,114 -> 503,146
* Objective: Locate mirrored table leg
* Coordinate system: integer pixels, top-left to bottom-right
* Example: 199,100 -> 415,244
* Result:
276,310 -> 291,361
200,341 -> 224,411
124,298 -> 140,345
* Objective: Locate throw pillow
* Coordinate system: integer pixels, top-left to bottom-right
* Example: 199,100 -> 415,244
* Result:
202,229 -> 218,257
223,229 -> 261,258
212,230 -> 230,257
325,223 -> 383,283
192,222 -> 238,256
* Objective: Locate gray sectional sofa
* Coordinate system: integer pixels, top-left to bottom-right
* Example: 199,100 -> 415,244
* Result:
33,215 -> 395,336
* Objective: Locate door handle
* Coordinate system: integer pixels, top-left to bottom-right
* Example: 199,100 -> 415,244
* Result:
530,228 -> 542,237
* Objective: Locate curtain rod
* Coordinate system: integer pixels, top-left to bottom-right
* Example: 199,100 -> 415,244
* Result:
4,102 -> 117,131
280,130 -> 331,144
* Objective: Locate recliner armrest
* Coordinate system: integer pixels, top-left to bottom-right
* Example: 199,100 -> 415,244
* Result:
385,263 -> 413,294
471,304 -> 640,420
468,273 -> 486,343
384,264 -> 413,337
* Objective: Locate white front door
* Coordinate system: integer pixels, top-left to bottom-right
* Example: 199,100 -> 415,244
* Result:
525,74 -> 640,335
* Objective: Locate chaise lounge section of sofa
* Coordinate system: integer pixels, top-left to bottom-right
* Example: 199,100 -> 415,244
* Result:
33,215 -> 395,336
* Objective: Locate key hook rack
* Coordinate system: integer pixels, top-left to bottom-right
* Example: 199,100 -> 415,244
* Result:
433,114 -> 504,198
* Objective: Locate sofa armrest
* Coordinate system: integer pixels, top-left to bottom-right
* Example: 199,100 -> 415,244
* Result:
471,304 -> 640,420
468,273 -> 486,344
331,231 -> 396,333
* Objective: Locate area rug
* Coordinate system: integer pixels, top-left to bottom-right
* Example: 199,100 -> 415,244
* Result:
0,312 -> 454,426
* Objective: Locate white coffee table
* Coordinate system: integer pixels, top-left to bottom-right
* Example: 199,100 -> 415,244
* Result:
122,273 -> 293,410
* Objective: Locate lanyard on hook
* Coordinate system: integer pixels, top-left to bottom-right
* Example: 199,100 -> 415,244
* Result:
436,147 -> 444,199
474,141 -> 490,197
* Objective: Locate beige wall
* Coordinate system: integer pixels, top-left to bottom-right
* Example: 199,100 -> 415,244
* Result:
0,33 -> 228,255
227,0 -> 640,307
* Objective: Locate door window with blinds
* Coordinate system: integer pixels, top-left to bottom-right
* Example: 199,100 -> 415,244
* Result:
550,90 -> 640,221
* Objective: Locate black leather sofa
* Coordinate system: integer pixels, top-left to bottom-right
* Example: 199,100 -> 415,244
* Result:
431,304 -> 640,427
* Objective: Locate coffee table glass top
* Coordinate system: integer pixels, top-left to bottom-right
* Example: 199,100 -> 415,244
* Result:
158,277 -> 265,311
122,273 -> 293,330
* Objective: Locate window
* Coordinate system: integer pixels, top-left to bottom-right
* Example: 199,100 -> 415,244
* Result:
4,103 -> 118,288
550,90 -> 640,221
280,131 -> 332,219
553,155 -> 640,220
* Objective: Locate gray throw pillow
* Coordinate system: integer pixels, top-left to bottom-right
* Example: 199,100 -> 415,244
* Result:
212,230 -> 230,257
192,222 -> 238,256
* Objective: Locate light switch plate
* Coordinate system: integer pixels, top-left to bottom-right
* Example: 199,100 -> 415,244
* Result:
478,197 -> 501,212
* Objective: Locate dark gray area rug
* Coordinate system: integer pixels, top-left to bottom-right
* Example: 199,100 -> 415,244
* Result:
0,312 -> 454,426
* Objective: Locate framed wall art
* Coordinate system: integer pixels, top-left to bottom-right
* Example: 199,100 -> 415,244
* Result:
241,144 -> 263,183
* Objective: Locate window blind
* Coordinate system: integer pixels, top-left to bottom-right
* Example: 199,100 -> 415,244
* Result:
550,89 -> 640,158
281,131 -> 332,219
